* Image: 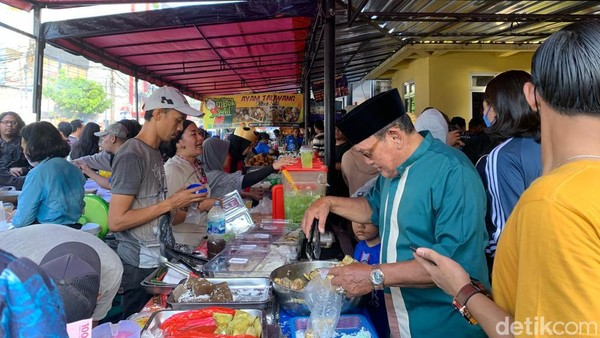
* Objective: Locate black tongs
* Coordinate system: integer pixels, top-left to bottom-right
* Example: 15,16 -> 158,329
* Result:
306,219 -> 321,260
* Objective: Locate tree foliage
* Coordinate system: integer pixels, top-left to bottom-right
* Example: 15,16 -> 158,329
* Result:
44,69 -> 111,119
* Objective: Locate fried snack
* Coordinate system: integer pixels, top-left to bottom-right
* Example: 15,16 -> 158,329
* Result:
174,276 -> 234,303
213,309 -> 262,337
211,282 -> 234,302
186,277 -> 214,295
246,153 -> 275,166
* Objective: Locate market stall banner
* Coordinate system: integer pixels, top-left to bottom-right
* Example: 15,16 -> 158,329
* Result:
311,74 -> 349,102
202,93 -> 304,129
309,99 -> 344,121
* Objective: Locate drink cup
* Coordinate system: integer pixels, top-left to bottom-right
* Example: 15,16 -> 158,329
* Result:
3,202 -> 14,214
300,147 -> 313,168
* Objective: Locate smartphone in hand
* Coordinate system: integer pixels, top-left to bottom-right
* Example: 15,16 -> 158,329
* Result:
410,245 -> 437,266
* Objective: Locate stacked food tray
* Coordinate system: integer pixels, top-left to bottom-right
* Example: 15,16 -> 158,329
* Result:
167,277 -> 272,310
203,219 -> 302,278
140,266 -> 181,295
142,309 -> 266,337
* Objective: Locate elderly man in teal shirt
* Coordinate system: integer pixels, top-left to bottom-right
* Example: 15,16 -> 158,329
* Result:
302,89 -> 488,337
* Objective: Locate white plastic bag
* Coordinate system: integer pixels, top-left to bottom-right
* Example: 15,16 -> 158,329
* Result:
304,268 -> 343,338
183,205 -> 202,224
249,197 -> 272,215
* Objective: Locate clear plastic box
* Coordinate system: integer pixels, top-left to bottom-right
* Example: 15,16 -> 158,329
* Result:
282,161 -> 327,223
203,249 -> 268,277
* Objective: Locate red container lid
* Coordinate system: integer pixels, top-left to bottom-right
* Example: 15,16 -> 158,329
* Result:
272,184 -> 284,220
281,158 -> 328,172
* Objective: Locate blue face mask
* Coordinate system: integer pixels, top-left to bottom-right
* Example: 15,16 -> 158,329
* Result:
483,114 -> 493,127
483,105 -> 494,127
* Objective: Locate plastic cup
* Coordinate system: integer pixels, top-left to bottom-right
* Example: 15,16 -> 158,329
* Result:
3,202 -> 14,214
300,148 -> 313,168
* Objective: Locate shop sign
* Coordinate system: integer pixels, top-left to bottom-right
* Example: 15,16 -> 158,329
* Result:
202,92 -> 304,129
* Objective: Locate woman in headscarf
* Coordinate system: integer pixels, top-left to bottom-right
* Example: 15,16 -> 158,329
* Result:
202,137 -> 296,199
162,120 -> 215,247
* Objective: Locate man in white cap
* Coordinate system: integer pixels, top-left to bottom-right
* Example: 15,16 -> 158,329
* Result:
301,88 -> 488,337
108,86 -> 207,318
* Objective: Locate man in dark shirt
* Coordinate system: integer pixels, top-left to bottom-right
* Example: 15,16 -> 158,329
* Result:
0,111 -> 29,189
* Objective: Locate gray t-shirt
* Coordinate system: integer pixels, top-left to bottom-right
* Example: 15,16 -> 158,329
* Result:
111,138 -> 174,268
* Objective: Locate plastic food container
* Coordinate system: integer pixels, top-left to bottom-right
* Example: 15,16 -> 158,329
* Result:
203,249 -> 269,278
290,314 -> 377,338
281,160 -> 327,223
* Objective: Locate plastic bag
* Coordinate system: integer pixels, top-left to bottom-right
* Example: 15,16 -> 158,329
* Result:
304,268 -> 343,338
249,197 -> 272,215
184,205 -> 202,224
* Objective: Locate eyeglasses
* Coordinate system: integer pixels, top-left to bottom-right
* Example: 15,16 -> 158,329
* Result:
0,121 -> 18,126
360,137 -> 382,159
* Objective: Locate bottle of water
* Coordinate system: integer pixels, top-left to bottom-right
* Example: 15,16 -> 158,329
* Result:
207,201 -> 226,259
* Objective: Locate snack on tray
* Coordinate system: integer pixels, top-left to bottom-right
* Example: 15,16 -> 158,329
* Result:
246,154 -> 275,166
159,308 -> 262,337
172,276 -> 234,303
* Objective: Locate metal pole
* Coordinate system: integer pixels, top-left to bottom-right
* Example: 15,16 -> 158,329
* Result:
304,73 -> 311,146
323,0 -> 336,187
134,77 -> 140,122
32,7 -> 44,121
347,82 -> 353,107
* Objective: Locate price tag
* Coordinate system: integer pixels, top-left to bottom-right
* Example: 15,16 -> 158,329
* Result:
239,244 -> 257,250
254,233 -> 270,239
262,226 -> 277,230
228,258 -> 249,265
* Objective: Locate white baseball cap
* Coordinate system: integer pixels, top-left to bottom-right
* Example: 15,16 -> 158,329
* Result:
143,86 -> 202,116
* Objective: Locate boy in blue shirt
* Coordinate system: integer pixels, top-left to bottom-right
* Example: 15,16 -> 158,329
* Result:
353,220 -> 389,338
352,178 -> 388,337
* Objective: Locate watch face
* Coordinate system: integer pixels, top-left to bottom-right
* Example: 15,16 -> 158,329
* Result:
370,268 -> 384,285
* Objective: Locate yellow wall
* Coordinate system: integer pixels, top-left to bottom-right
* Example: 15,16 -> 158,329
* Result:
391,57 -> 429,115
391,51 -> 534,121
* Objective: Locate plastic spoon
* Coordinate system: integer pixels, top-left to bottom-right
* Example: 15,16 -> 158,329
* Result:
282,169 -> 300,192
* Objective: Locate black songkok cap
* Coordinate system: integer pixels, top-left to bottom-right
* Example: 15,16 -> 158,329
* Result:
337,88 -> 405,144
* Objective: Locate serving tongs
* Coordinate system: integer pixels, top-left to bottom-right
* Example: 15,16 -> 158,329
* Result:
164,247 -> 205,277
158,256 -> 200,280
306,219 -> 321,260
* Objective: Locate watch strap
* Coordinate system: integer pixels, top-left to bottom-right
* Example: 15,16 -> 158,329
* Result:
452,279 -> 490,325
455,283 -> 483,307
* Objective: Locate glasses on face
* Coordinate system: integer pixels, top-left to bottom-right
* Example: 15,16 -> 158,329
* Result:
0,121 -> 18,126
360,137 -> 382,159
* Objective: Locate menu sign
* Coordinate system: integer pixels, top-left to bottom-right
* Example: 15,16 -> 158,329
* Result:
202,92 -> 304,129
311,74 -> 349,102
